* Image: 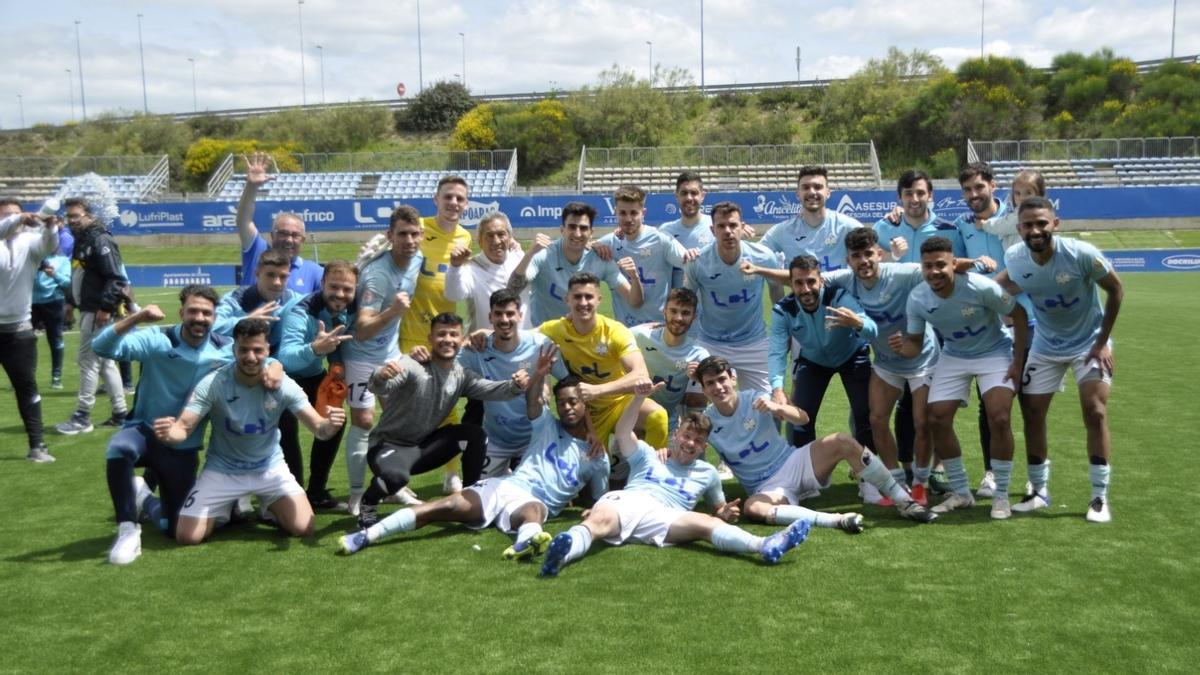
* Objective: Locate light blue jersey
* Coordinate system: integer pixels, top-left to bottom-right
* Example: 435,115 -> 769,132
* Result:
873,211 -> 965,263
185,364 -> 309,473
768,286 -> 876,388
955,199 -> 1010,269
630,324 -> 710,422
92,324 -> 234,449
907,273 -> 1015,359
683,242 -> 782,345
214,285 -> 301,353
32,254 -> 71,304
277,291 -> 355,378
825,263 -> 938,374
506,408 -> 609,516
342,251 -> 423,363
523,239 -> 628,326
624,441 -> 724,511
458,332 -> 568,454
660,215 -> 714,287
704,390 -> 792,494
1004,237 -> 1113,358
598,226 -> 689,326
761,211 -> 862,272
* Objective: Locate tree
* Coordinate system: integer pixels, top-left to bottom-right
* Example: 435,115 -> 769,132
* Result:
494,99 -> 578,180
395,81 -> 475,133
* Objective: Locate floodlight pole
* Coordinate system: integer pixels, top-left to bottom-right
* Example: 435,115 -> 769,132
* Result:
17,94 -> 24,128
317,45 -> 326,103
699,0 -> 705,92
66,68 -> 75,120
298,0 -> 307,105
137,13 -> 149,112
646,40 -> 653,84
459,32 -> 466,89
417,0 -> 424,93
188,57 -> 197,112
74,20 -> 87,120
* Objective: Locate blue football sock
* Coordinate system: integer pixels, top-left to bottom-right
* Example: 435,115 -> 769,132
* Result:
366,507 -> 416,543
1028,460 -> 1051,493
711,524 -> 762,554
913,463 -> 932,486
771,505 -> 836,528
943,456 -> 970,496
563,525 -> 593,564
1089,464 -> 1111,500
991,460 -> 1013,498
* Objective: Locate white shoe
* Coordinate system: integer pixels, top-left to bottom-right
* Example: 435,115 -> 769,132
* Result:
1012,490 -> 1051,513
717,461 -> 734,481
383,486 -> 424,506
133,476 -> 152,520
442,472 -> 463,495
990,497 -> 1012,520
347,490 -> 364,517
858,479 -> 886,506
108,522 -> 142,565
976,471 -> 996,499
1085,496 -> 1111,523
236,496 -> 254,517
931,492 -> 976,513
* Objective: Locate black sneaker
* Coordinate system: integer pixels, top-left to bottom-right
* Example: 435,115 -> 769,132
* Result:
307,490 -> 345,510
357,503 -> 380,530
101,412 -> 128,428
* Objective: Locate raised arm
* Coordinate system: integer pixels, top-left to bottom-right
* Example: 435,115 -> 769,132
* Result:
613,380 -> 665,458
353,291 -> 410,341
91,304 -> 168,360
751,392 -> 808,426
236,152 -> 273,250
443,246 -> 474,302
507,234 -> 549,293
612,257 -> 644,308
526,342 -> 558,420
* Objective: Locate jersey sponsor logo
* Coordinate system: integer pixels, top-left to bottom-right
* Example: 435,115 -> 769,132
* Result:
167,352 -> 181,359
731,438 -> 769,462
1041,294 -> 1080,310
1021,272 -> 1034,278
224,417 -> 268,436
635,265 -> 657,285
653,374 -> 684,393
420,259 -> 449,277
543,441 -> 580,487
866,309 -> 904,325
948,324 -> 986,341
565,357 -> 611,379
549,283 -> 565,301
710,289 -> 754,307
638,466 -> 697,500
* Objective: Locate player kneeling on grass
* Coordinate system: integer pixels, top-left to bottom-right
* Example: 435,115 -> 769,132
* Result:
339,343 -> 609,556
153,318 -> 345,544
696,356 -> 936,524
540,383 -> 817,578
893,236 -> 1028,519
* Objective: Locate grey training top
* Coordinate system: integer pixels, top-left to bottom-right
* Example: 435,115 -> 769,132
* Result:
368,354 -> 523,448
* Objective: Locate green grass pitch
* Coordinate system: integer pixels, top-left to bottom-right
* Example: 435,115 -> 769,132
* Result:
1,265 -> 1197,672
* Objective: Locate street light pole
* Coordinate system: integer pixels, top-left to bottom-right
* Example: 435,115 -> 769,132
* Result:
137,13 -> 149,112
316,45 -> 325,103
416,0 -> 424,93
74,20 -> 86,120
66,68 -> 75,120
699,0 -> 705,92
1171,0 -> 1178,59
646,40 -> 653,84
17,94 -> 24,128
980,0 -> 985,58
187,57 -> 197,112
297,0 -> 307,105
459,32 -> 466,89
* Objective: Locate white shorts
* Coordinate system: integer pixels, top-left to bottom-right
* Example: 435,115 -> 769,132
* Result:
595,490 -> 685,547
1022,345 -> 1112,395
755,443 -> 830,505
463,478 -> 541,533
872,364 -> 933,393
697,335 -> 771,393
928,353 -> 1015,405
343,359 -> 381,410
179,463 -> 304,521
482,442 -> 521,479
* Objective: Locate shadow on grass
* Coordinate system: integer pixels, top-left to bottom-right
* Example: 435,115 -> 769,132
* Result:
5,535 -> 114,564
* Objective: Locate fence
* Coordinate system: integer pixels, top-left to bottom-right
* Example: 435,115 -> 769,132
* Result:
0,155 -> 167,177
581,143 -> 876,168
968,137 -> 1200,162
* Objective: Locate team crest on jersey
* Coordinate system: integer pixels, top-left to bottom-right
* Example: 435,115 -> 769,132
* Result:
1055,272 -> 1072,285
825,233 -> 838,246
961,306 -> 977,318
742,416 -> 757,432
880,292 -> 892,303
520,360 -> 532,371
674,359 -> 689,370
595,342 -> 608,356
264,397 -> 278,411
639,248 -> 653,259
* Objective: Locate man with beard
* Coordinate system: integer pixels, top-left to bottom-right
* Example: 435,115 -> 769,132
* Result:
235,152 -> 324,293
278,260 -> 358,508
995,198 -> 1123,523
457,289 -> 568,478
629,288 -> 710,430
155,319 -> 343,545
92,286 -> 284,564
338,343 -> 608,559
354,313 -> 530,530
56,198 -> 129,435
874,169 -> 965,263
761,166 -> 863,274
894,237 -> 1028,518
660,172 -> 713,288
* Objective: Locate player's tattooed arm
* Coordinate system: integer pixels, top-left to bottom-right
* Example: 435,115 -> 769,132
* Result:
507,233 -> 549,293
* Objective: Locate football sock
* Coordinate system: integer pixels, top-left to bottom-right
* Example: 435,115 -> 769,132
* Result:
859,451 -> 910,503
143,495 -> 164,531
991,460 -> 1013,498
889,467 -> 908,488
644,408 -> 669,450
943,456 -> 970,496
913,463 -> 932,486
366,507 -> 416,543
771,505 -> 838,528
1088,459 -> 1110,500
563,525 -> 593,564
345,424 -> 370,493
711,524 -> 762,554
515,522 -> 543,551
1027,458 -> 1050,493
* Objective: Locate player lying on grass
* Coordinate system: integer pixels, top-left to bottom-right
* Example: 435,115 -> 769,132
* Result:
153,319 -> 345,545
338,343 -> 608,556
696,356 -> 937,523
539,384 -> 823,577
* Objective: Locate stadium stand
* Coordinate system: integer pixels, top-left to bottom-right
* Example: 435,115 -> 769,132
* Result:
576,143 -> 882,193
969,137 -> 1200,187
0,155 -> 170,203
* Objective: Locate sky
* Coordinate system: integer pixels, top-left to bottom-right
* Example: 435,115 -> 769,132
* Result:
2,0 -> 1196,128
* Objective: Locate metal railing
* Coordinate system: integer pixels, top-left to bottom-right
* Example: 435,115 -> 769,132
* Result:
139,155 -> 170,201
581,143 -> 876,169
284,149 -> 515,173
969,137 -> 1200,162
206,154 -> 236,198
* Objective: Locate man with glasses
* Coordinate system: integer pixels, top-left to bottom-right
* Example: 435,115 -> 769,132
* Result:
236,152 -> 324,294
